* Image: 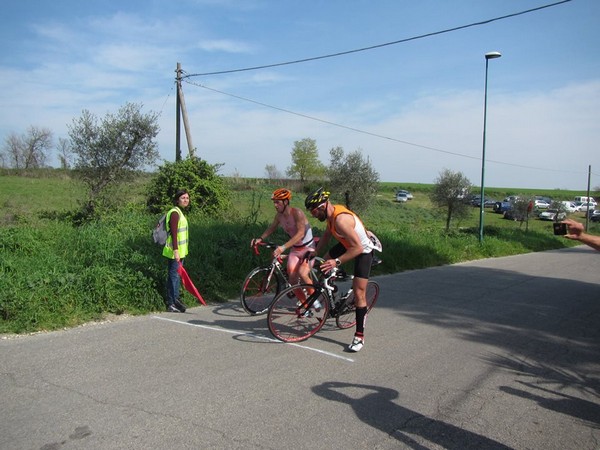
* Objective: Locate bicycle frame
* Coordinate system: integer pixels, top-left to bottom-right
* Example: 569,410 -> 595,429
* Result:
267,259 -> 380,342
240,242 -> 319,315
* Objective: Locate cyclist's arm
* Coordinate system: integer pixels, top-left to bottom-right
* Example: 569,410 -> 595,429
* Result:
314,228 -> 331,256
251,215 -> 279,247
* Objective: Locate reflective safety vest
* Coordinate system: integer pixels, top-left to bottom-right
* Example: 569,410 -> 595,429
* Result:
162,207 -> 189,259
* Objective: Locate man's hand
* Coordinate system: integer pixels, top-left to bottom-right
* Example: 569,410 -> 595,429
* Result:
562,218 -> 584,240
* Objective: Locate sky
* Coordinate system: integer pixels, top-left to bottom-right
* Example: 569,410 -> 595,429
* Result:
1,0 -> 599,191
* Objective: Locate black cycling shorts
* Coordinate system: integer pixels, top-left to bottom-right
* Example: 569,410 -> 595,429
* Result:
328,243 -> 373,279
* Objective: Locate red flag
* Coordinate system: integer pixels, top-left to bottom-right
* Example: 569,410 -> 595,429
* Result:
177,262 -> 206,306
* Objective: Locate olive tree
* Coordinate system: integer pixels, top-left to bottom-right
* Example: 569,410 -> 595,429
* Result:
68,102 -> 159,212
327,146 -> 379,213
430,169 -> 472,231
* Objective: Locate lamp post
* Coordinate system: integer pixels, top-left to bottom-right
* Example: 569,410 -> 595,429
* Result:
478,51 -> 501,243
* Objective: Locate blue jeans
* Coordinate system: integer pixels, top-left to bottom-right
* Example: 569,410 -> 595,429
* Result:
166,258 -> 184,305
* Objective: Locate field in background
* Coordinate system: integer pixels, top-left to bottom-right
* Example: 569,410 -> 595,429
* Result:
1,171 -> 597,334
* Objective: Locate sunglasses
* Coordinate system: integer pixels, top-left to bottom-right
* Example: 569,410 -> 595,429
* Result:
309,203 -> 326,214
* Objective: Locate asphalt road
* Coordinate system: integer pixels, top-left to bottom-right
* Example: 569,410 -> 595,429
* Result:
2,246 -> 599,450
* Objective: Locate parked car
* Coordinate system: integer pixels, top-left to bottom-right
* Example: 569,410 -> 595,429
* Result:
591,211 -> 600,222
396,189 -> 413,200
575,201 -> 597,212
493,201 -> 512,213
395,192 -> 409,202
472,197 -> 497,207
533,199 -> 550,209
538,209 -> 567,221
574,196 -> 596,204
503,209 -> 526,221
560,201 -> 578,213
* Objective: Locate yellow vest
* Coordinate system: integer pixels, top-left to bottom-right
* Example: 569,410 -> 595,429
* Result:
162,207 -> 189,259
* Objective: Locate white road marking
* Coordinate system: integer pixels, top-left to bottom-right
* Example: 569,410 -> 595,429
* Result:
152,315 -> 354,363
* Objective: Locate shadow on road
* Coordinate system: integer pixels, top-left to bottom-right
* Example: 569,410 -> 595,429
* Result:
312,381 -> 513,449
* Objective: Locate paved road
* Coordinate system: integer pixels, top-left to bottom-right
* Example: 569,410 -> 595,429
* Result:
2,246 -> 599,450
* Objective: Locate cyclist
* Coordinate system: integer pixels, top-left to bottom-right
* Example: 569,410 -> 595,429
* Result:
305,188 -> 375,352
251,188 -> 316,289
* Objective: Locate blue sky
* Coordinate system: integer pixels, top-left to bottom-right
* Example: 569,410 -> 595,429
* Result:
1,0 -> 598,190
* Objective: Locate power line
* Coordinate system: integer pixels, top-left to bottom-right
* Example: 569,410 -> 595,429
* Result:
182,0 -> 572,78
183,78 -> 589,176
179,0 -> 590,178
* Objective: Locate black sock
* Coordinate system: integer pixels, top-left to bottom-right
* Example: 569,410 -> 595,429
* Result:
355,307 -> 367,335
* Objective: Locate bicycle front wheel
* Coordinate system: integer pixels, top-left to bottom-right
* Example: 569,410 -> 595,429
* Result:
268,284 -> 329,342
335,280 -> 380,329
240,266 -> 282,315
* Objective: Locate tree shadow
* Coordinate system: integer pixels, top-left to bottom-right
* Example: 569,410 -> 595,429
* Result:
377,249 -> 600,427
312,381 -> 513,449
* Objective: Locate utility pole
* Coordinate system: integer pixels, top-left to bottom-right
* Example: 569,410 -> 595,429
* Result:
175,62 -> 195,160
175,63 -> 182,161
585,164 -> 591,231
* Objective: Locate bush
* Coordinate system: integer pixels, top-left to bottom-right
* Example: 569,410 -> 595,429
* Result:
146,157 -> 232,216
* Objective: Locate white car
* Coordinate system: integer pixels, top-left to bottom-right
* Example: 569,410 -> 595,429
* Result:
533,199 -> 550,209
560,201 -> 578,213
395,192 -> 409,202
538,209 -> 566,221
576,201 -> 597,212
396,189 -> 413,200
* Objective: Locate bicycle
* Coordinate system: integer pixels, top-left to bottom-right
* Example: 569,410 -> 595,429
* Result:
240,242 -> 290,315
267,257 -> 379,343
240,241 -> 322,315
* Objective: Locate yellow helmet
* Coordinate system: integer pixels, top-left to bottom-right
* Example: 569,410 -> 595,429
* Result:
305,187 -> 330,210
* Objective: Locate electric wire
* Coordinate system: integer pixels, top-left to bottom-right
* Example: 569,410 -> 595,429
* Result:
184,78 -> 588,176
178,0 -> 592,179
182,0 -> 572,78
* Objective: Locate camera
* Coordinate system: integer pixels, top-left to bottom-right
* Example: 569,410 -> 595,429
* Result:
553,222 -> 568,236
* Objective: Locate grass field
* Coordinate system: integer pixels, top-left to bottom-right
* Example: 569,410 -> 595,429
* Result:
1,170 -> 597,334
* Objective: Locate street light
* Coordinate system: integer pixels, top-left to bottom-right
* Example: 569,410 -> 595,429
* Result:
478,51 -> 502,243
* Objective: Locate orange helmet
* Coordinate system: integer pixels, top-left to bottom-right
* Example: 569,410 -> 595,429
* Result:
271,188 -> 292,201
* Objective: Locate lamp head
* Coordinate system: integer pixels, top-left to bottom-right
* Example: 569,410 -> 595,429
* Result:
485,51 -> 502,60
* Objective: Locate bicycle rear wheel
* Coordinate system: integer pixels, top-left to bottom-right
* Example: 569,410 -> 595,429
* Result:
267,284 -> 329,342
335,280 -> 380,329
240,266 -> 282,315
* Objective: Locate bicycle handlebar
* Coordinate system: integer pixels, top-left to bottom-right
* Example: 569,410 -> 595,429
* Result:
252,240 -> 279,255
251,241 -> 288,264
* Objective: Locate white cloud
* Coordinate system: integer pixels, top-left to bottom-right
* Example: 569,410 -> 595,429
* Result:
196,39 -> 254,54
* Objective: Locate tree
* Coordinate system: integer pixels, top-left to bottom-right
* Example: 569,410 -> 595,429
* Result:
265,164 -> 282,181
286,138 -> 325,183
2,126 -> 53,169
430,169 -> 472,231
56,137 -> 73,170
68,102 -> 159,212
509,197 -> 533,231
327,146 -> 379,213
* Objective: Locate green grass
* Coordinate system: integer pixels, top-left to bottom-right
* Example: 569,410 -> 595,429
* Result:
1,171 -> 597,334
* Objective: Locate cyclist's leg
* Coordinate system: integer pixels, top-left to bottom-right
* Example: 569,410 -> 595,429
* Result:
349,252 -> 373,351
286,251 -> 301,285
287,248 -> 316,306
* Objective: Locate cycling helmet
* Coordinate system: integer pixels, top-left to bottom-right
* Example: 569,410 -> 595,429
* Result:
271,188 -> 292,201
305,187 -> 330,210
